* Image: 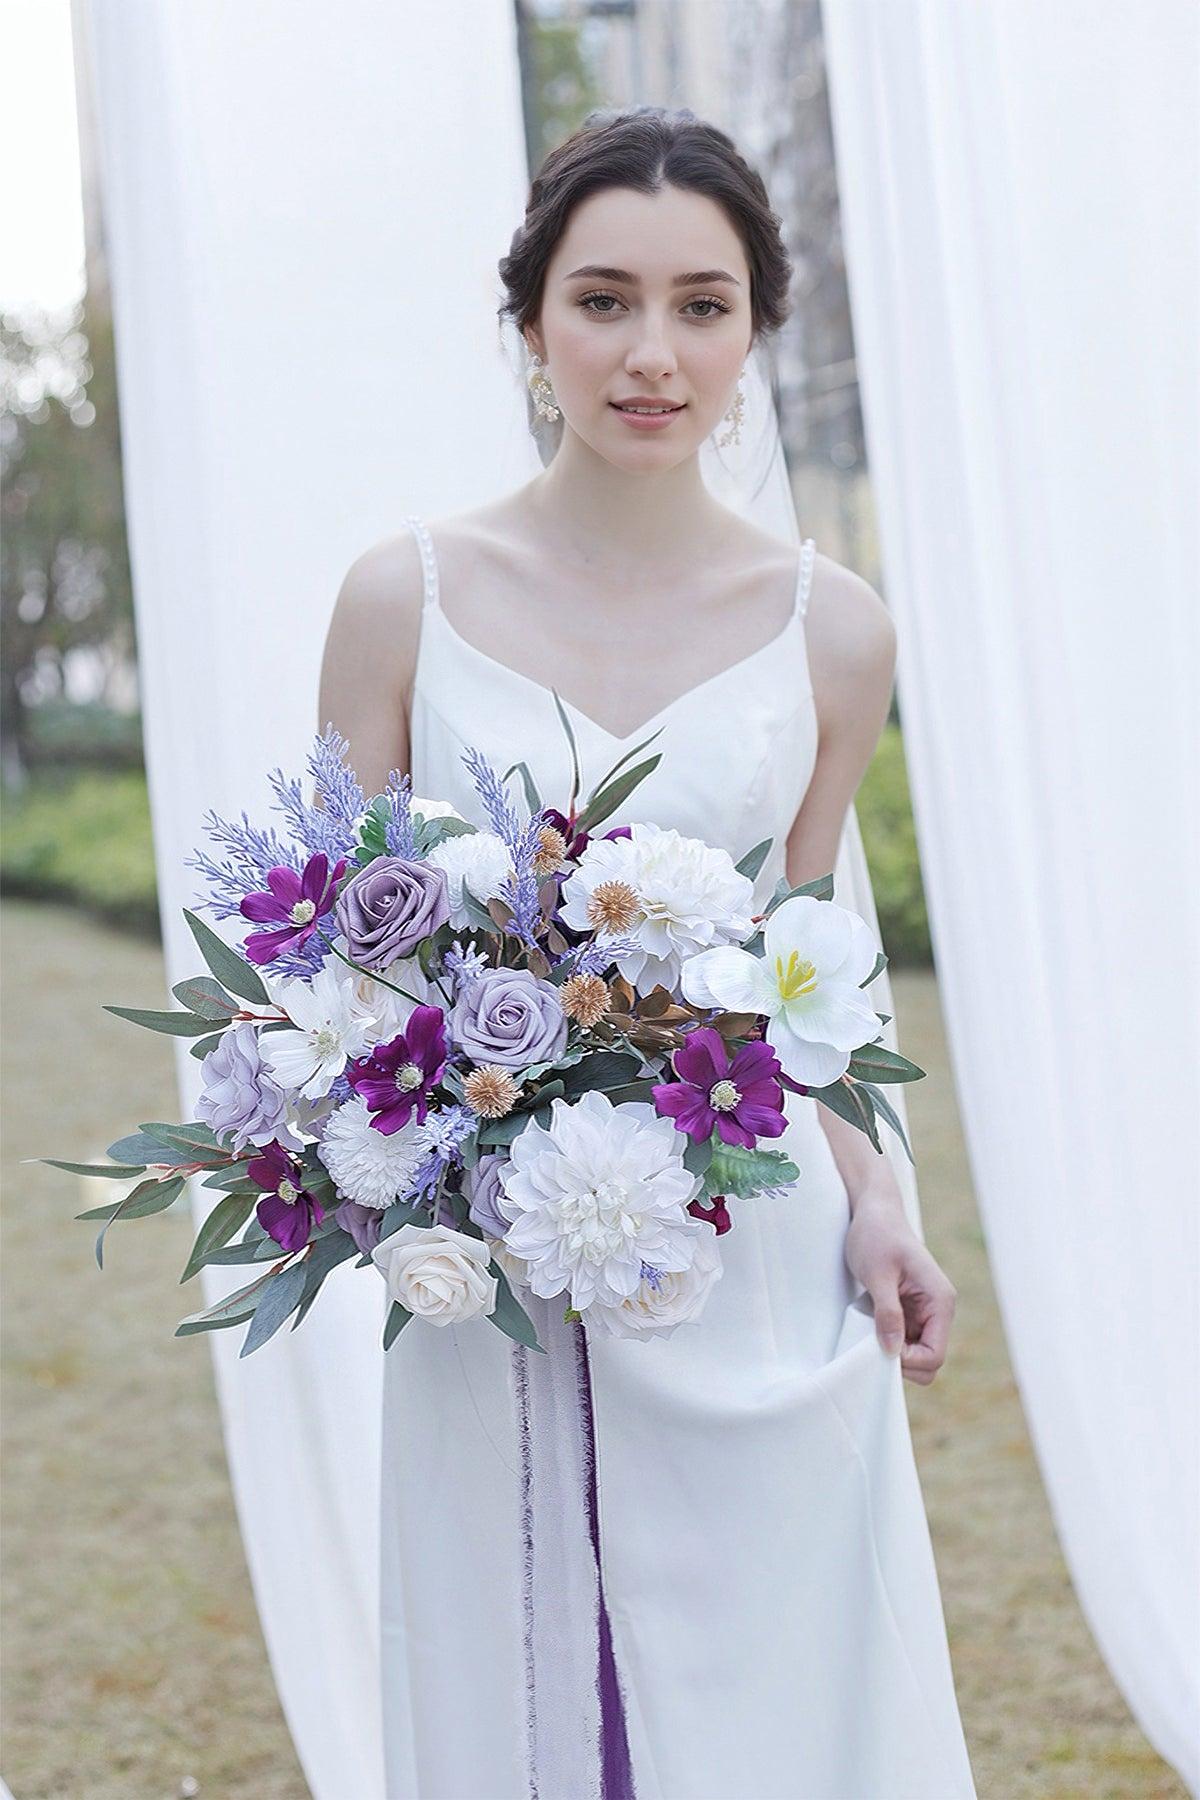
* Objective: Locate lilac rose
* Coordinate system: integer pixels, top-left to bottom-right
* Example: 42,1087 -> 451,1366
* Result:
465,1153 -> 511,1238
334,856 -> 450,970
336,1198 -> 385,1256
197,1021 -> 299,1155
450,966 -> 568,1070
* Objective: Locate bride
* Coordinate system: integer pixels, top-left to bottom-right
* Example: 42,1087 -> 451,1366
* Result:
320,104 -> 974,1800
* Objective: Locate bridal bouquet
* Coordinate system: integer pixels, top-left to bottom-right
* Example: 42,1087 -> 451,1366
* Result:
40,710 -> 922,1354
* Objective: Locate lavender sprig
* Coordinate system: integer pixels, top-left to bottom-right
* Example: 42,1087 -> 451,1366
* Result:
383,767 -> 416,860
460,743 -> 549,947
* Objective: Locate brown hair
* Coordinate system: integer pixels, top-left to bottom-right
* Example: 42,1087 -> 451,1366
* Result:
497,105 -> 793,345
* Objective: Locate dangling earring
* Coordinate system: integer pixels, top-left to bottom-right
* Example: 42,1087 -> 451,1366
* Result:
526,352 -> 560,424
717,372 -> 746,448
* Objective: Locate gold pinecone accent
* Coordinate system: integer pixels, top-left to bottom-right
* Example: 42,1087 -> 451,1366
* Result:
531,823 -> 569,878
586,878 -> 641,934
559,972 -> 611,1028
463,1064 -> 521,1119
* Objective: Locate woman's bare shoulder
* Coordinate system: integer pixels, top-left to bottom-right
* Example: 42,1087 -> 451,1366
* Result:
807,550 -> 896,668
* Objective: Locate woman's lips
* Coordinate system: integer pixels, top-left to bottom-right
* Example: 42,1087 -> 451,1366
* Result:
609,401 -> 686,432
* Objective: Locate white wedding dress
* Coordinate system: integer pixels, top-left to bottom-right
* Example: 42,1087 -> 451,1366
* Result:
379,513 -> 978,1800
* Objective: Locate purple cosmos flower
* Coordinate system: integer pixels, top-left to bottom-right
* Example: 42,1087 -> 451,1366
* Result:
543,807 -> 632,865
652,1026 -> 787,1150
239,852 -> 346,965
346,1003 -> 447,1134
247,1138 -> 326,1252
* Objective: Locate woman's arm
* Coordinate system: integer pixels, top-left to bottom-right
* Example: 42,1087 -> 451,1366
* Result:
315,529 -> 425,803
784,558 -> 956,1383
784,554 -> 901,1211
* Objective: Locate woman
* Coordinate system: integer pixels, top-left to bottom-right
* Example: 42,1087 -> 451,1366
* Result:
320,107 -> 975,1800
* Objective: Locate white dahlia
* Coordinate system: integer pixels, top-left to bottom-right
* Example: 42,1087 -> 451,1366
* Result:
496,1089 -> 704,1312
316,1095 -> 430,1209
424,829 -> 514,929
587,1226 -> 724,1338
558,822 -> 755,996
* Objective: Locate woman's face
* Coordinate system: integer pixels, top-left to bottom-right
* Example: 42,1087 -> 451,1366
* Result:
524,183 -> 754,468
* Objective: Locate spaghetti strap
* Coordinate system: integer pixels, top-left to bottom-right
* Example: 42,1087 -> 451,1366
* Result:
795,536 -> 817,620
402,514 -> 440,613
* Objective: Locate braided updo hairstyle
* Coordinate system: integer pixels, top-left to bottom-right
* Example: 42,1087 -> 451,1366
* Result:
497,105 -> 794,349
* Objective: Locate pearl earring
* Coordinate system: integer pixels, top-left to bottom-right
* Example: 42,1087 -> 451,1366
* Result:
717,373 -> 746,448
526,353 -> 560,423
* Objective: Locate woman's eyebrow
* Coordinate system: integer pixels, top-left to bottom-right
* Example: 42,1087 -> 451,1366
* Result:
562,264 -> 741,286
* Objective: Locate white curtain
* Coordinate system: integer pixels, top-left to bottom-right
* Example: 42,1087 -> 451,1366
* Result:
822,2 -> 1200,1791
79,2 -> 534,1792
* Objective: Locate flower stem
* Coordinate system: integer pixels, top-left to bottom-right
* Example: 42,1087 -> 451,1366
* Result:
314,928 -> 424,1003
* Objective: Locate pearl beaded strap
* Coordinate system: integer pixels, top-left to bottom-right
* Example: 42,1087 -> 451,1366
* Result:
403,514 -> 440,613
796,536 -> 817,618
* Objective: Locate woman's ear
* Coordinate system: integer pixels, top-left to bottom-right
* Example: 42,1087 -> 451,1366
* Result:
523,323 -> 546,362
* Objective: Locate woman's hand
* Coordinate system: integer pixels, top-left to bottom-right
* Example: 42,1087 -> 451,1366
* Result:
843,1190 -> 958,1385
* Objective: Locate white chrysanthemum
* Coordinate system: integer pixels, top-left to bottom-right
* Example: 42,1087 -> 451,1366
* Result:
316,1096 -> 429,1209
496,1089 -> 704,1312
338,937 -> 434,1049
424,829 -> 514,929
681,894 -> 882,1087
587,1226 -> 723,1338
258,963 -> 377,1100
558,822 -> 755,997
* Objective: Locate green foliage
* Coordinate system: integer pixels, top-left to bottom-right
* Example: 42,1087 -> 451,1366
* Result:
0,765 -> 159,935
856,722 -> 931,965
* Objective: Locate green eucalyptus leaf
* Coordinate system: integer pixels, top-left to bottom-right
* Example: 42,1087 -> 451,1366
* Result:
103,1003 -> 221,1038
810,1077 -> 882,1152
42,1158 -> 147,1180
182,907 -> 270,1005
504,759 -> 543,817
171,975 -> 241,1020
180,1195 -> 255,1284
488,1262 -> 544,1352
175,1266 -> 279,1336
734,837 -> 773,881
572,755 -> 663,836
382,1300 -> 414,1349
682,1134 -> 715,1177
845,1042 -> 924,1084
854,1081 -> 915,1165
189,1030 -> 229,1061
238,1260 -> 310,1357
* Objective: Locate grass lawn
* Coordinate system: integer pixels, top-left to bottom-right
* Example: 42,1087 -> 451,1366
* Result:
1,899 -> 1186,1799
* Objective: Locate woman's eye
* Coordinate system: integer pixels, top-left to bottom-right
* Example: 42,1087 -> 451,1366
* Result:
579,292 -> 622,315
685,297 -> 731,318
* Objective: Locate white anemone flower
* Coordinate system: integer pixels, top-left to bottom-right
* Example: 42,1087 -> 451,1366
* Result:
496,1089 -> 704,1313
317,1096 -> 429,1209
412,796 -> 466,823
258,962 -> 377,1101
680,894 -> 882,1088
587,1227 -> 723,1338
558,822 -> 755,997
424,829 -> 514,929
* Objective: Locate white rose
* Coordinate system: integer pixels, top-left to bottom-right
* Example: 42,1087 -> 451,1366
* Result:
585,1228 -> 723,1339
371,1222 -> 498,1326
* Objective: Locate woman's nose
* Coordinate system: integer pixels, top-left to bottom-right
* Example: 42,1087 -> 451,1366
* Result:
625,325 -> 678,382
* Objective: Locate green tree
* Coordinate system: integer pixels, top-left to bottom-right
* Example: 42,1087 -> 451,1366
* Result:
1,297 -> 135,789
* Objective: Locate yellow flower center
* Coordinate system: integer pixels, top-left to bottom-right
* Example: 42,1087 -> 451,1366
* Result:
394,1062 -> 424,1091
708,1079 -> 741,1112
289,898 -> 316,925
278,1178 -> 299,1205
774,950 -> 818,1001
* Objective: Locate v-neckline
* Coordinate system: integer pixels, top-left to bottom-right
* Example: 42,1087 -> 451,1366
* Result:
420,544 -> 813,748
